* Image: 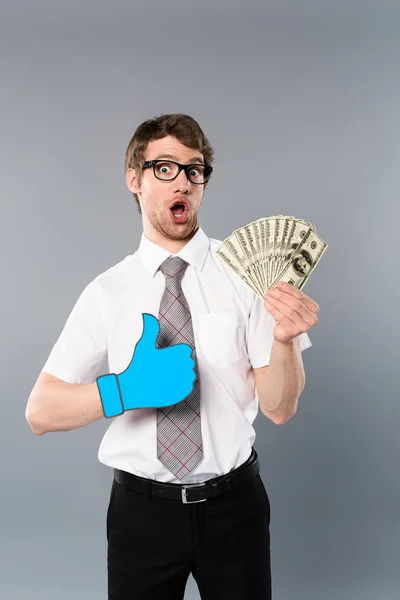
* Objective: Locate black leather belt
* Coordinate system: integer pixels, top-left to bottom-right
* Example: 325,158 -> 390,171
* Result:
114,448 -> 260,504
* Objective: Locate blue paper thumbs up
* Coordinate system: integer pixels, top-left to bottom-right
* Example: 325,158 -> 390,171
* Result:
96,313 -> 197,417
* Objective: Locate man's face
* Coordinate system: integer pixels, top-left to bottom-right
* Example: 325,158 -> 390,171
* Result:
127,135 -> 205,243
296,256 -> 310,274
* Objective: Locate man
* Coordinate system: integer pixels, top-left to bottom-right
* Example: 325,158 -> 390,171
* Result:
25,113 -> 319,600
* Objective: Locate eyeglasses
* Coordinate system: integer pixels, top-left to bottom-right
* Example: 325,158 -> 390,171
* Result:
142,160 -> 213,185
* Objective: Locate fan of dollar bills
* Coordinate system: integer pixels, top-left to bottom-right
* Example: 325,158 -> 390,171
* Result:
216,215 -> 327,301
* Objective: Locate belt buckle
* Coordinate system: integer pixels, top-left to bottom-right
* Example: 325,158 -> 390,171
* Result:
181,482 -> 207,504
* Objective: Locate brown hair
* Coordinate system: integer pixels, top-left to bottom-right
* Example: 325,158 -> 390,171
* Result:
125,113 -> 215,214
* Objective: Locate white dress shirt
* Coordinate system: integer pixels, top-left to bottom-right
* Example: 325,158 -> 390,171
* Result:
42,226 -> 312,483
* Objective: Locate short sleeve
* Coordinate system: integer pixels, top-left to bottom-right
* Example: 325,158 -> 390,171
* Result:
247,294 -> 312,369
41,280 -> 108,384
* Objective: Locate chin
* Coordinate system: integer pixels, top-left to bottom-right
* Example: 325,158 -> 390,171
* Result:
167,219 -> 198,237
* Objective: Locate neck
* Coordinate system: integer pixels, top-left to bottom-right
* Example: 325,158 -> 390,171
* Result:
143,223 -> 200,254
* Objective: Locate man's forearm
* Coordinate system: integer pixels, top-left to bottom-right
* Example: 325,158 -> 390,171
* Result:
258,336 -> 305,423
26,381 -> 105,435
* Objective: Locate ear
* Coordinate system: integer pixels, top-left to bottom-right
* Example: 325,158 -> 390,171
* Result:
126,168 -> 141,195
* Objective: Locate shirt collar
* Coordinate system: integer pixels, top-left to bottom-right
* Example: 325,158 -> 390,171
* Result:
137,225 -> 210,278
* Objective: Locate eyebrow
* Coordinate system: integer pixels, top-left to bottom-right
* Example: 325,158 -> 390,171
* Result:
153,153 -> 204,164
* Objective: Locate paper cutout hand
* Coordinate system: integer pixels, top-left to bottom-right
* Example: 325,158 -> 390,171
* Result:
96,313 -> 196,417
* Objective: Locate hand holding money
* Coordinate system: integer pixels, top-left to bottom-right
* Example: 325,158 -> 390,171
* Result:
264,280 -> 319,344
216,215 -> 326,343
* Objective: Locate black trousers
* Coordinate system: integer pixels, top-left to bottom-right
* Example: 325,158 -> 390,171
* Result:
106,457 -> 272,599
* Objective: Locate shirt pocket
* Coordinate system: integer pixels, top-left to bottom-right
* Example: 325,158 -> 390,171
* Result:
196,313 -> 245,368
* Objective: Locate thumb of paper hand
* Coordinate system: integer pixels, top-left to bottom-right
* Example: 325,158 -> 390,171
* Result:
97,313 -> 197,415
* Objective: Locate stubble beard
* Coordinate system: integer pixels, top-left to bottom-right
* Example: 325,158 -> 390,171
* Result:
150,207 -> 199,241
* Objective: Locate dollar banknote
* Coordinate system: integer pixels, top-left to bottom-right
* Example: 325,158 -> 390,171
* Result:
216,216 -> 327,297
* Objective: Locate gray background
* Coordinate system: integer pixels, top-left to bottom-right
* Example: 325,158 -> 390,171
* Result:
1,1 -> 399,598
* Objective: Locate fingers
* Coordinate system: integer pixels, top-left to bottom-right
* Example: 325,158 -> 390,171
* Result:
264,299 -> 288,325
265,295 -> 309,330
265,293 -> 318,330
271,281 -> 319,314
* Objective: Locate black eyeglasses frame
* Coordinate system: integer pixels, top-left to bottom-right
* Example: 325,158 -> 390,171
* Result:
142,160 -> 213,185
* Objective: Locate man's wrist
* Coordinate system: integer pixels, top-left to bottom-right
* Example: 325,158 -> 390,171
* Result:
96,373 -> 124,417
272,336 -> 300,349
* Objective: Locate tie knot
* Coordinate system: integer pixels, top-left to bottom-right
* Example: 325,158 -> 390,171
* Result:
159,256 -> 189,283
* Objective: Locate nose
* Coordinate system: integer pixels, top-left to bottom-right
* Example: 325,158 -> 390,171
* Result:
173,166 -> 191,193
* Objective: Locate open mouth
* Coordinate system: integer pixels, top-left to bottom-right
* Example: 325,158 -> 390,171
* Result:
169,201 -> 189,222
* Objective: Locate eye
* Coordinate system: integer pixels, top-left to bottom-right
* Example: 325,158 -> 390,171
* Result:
189,166 -> 203,177
154,161 -> 178,178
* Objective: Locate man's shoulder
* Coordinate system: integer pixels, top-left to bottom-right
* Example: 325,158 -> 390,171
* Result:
86,252 -> 140,294
207,235 -> 258,311
208,235 -> 230,261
